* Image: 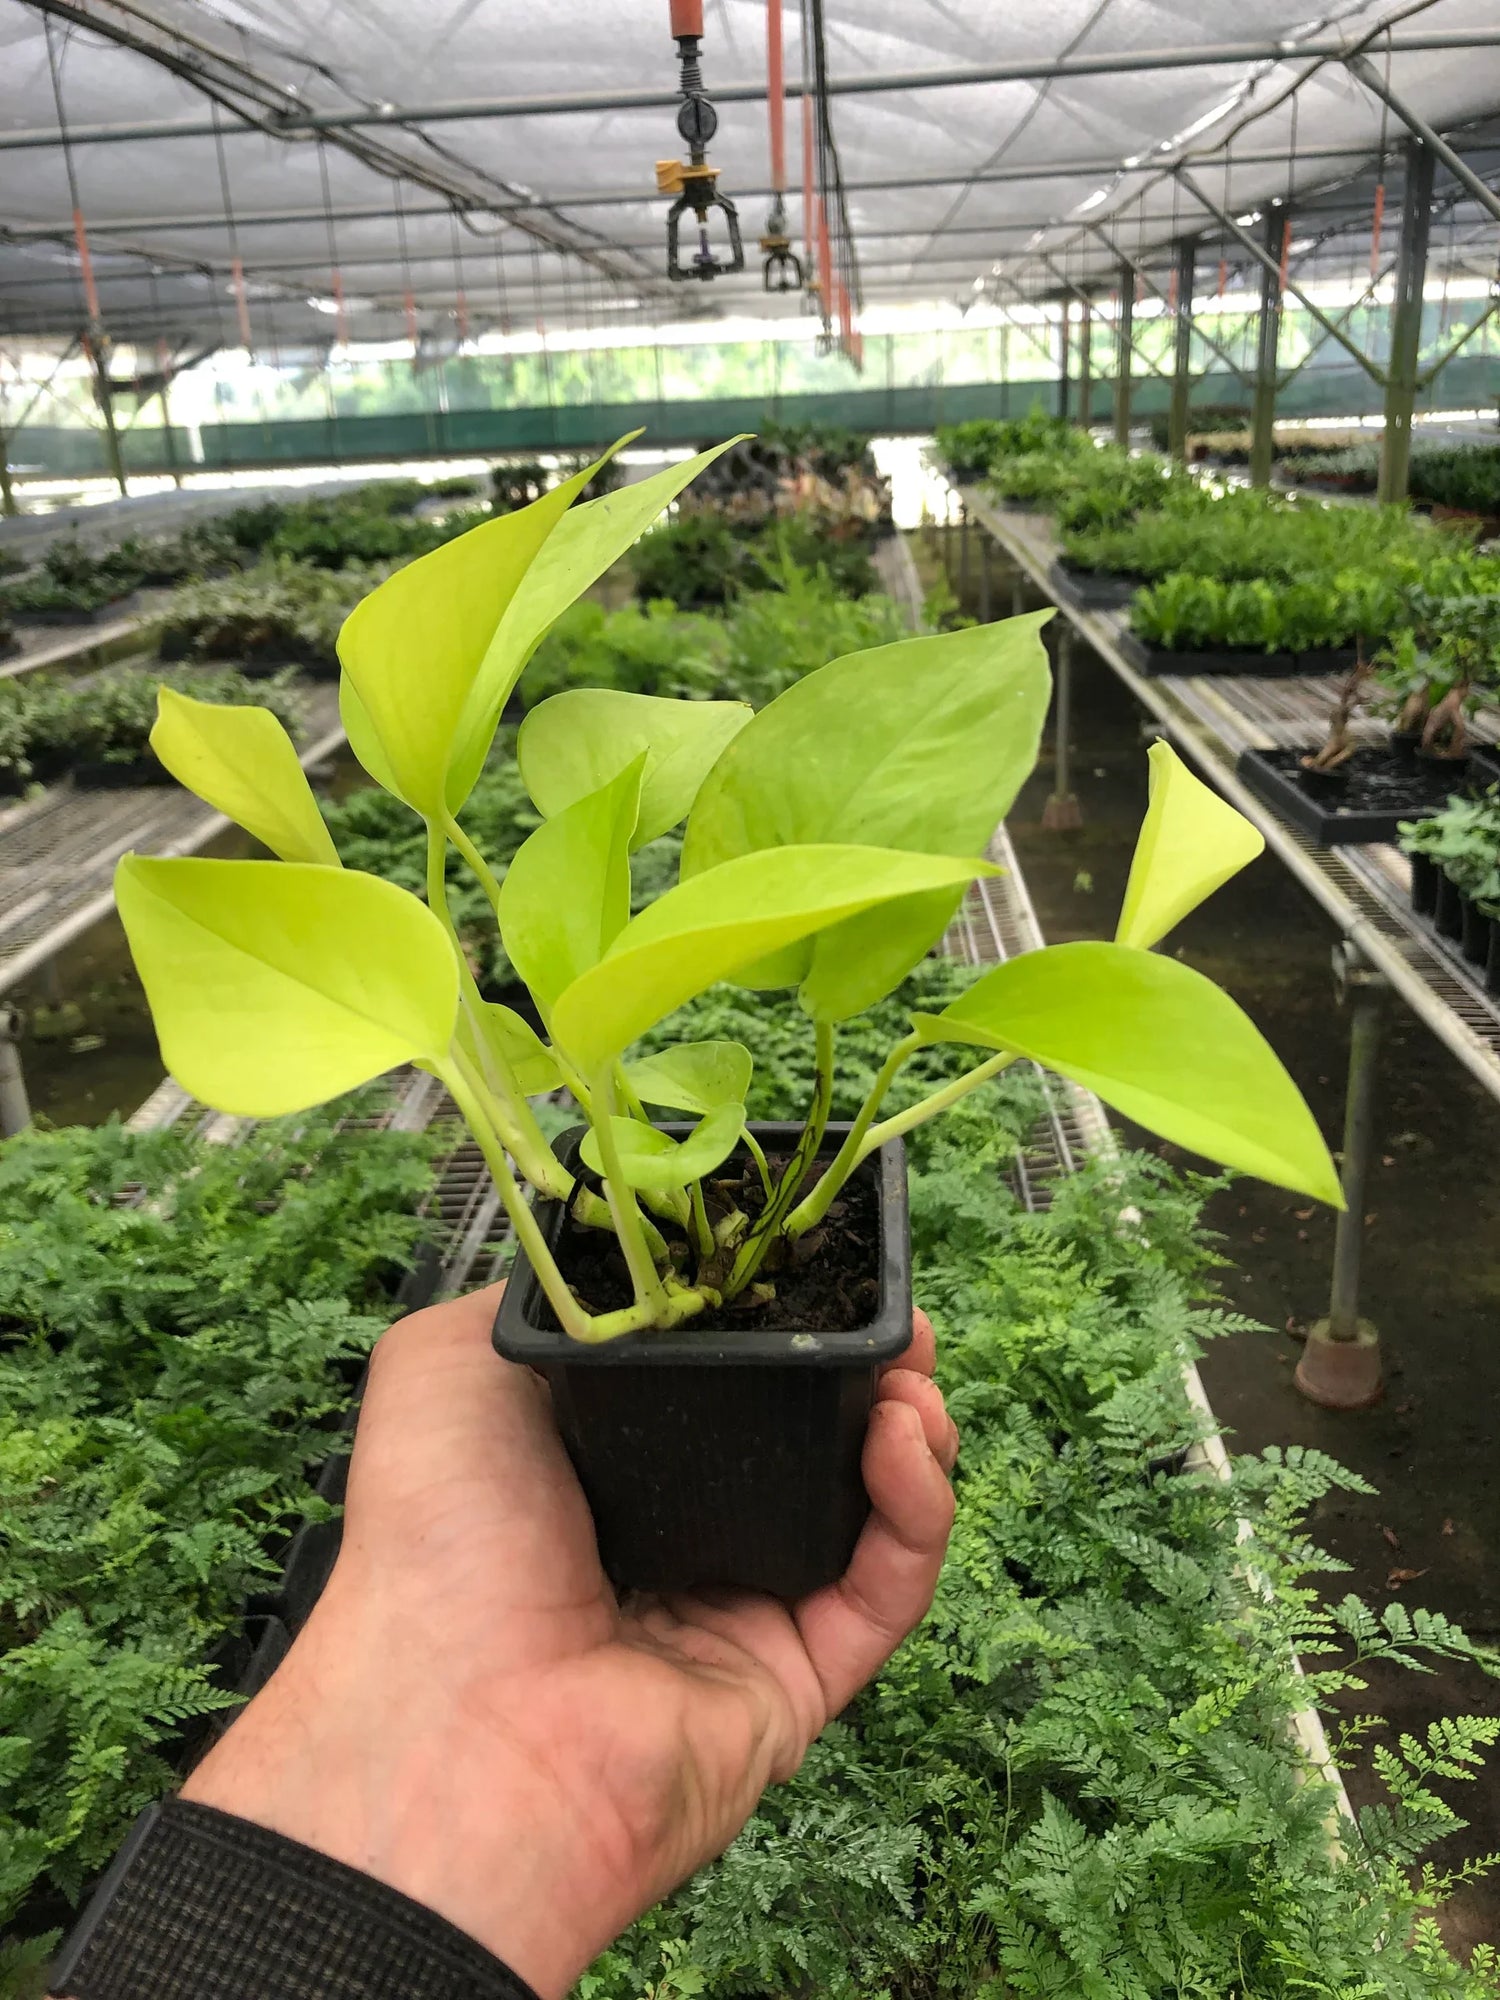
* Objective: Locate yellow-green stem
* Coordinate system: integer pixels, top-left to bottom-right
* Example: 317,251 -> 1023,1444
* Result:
689,1179 -> 715,1261
591,1069 -> 672,1317
440,1060 -> 596,1343
741,1126 -> 774,1198
860,1052 -> 1018,1158
724,1017 -> 835,1298
786,1030 -> 920,1239
444,811 -> 505,922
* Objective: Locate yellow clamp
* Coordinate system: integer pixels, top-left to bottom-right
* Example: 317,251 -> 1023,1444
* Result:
655,158 -> 721,193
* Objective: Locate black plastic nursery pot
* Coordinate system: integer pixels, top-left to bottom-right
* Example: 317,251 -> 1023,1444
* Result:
1409,850 -> 1439,917
493,1122 -> 913,1600
1460,891 -> 1492,966
1237,743 -> 1477,846
1435,869 -> 1465,942
1044,558 -> 1140,613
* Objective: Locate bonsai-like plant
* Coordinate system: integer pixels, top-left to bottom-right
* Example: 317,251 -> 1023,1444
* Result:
116,436 -> 1341,1346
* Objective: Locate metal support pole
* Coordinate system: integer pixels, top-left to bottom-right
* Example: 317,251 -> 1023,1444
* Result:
87,341 -> 128,498
0,441 -> 16,516
1011,569 -> 1026,618
1041,623 -> 1082,831
158,377 -> 183,488
1249,205 -> 1285,488
0,1005 -> 32,1138
1295,943 -> 1386,1410
1168,238 -> 1196,463
1056,297 -> 1071,422
1113,263 -> 1134,447
959,501 -> 971,603
1175,168 -> 1386,384
1078,293 -> 1092,428
977,531 -> 991,621
1377,138 -> 1435,506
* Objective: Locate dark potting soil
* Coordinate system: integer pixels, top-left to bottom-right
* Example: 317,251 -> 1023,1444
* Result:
541,1150 -> 882,1336
1249,743 -> 1471,829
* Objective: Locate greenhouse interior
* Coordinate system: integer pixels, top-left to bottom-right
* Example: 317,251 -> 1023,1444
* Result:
5,0 -> 1500,1993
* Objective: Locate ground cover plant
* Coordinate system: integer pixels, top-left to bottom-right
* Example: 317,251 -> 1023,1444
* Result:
0,1103 -> 440,1990
0,664 -> 304,791
117,437 -> 1337,1352
572,987 -> 1500,1997
0,536 -> 142,618
157,557 -> 389,674
1402,786 -> 1500,914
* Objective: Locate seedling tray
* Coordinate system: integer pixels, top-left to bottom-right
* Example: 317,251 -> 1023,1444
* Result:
1237,744 -> 1476,845
1045,559 -> 1139,612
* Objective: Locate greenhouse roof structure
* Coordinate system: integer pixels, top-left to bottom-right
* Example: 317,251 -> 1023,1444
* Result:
1,0 -> 1498,357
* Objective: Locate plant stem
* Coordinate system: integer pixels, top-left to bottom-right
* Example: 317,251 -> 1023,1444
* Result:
590,1069 -> 673,1318
785,1030 -> 921,1239
689,1178 -> 715,1261
572,1184 -> 673,1266
859,1052 -> 1018,1158
439,1061 -> 598,1343
741,1125 -> 774,1198
723,1017 -> 835,1299
445,811 -> 505,923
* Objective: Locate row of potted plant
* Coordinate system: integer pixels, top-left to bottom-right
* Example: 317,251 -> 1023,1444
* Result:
0,663 -> 304,795
0,1099 -> 443,1986
1401,785 -> 1500,993
1281,439 -> 1500,520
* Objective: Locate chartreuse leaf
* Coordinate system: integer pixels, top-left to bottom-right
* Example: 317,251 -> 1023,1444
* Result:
445,438 -> 746,812
579,1103 -> 743,1192
912,940 -> 1342,1205
115,857 -> 458,1119
624,1041 -> 753,1116
338,439 -> 632,815
458,1001 -> 561,1097
1117,739 -> 1264,950
150,688 -> 340,868
497,755 -> 644,1021
681,613 -> 1053,1018
553,845 -> 995,1073
518,690 -> 752,849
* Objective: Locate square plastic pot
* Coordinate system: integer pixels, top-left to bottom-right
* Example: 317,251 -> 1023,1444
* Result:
492,1122 -> 913,1600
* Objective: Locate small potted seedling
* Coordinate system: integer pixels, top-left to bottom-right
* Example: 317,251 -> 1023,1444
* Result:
116,435 -> 1341,1598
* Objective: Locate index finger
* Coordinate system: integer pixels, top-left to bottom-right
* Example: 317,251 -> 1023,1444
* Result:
880,1305 -> 935,1381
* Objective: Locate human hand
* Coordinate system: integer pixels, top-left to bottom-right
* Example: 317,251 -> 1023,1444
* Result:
181,1284 -> 958,1998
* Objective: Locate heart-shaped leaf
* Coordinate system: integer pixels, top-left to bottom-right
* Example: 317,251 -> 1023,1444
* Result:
337,443 -> 628,816
553,844 -> 995,1073
1116,740 -> 1264,950
445,439 -> 745,812
681,613 -> 1052,1017
623,1041 -> 753,1115
115,857 -> 458,1118
519,690 -> 752,849
913,939 -> 1342,1205
579,1103 -> 744,1192
497,756 -> 644,1021
150,688 -> 340,868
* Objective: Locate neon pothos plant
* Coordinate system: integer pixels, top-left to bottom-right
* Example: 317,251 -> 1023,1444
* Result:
116,435 -> 1342,1345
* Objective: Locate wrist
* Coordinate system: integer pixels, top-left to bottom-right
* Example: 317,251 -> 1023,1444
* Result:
180,1592 -> 622,2000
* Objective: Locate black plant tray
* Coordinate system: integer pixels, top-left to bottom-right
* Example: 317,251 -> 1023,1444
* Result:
494,1122 -> 913,1599
1046,559 -> 1139,613
11,592 -> 138,627
1237,743 -> 1476,845
71,753 -> 175,789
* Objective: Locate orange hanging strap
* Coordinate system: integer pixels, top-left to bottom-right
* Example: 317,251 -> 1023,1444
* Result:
767,0 -> 786,192
404,288 -> 420,356
669,0 -> 703,34
230,256 -> 253,351
71,206 -> 101,324
1278,216 -> 1293,293
1217,255 -> 1227,299
456,289 -> 470,344
331,270 -> 348,346
1167,267 -> 1178,314
1369,182 -> 1386,281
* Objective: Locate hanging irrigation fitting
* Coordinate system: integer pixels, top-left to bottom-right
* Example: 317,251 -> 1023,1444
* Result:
759,192 -> 803,292
658,0 -> 744,281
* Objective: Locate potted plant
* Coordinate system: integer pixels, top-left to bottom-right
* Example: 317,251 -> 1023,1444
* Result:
115,435 -> 1341,1599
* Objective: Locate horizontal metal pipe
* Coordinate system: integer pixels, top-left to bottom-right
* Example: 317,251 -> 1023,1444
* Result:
0,29 -> 1496,148
0,143 -> 1405,238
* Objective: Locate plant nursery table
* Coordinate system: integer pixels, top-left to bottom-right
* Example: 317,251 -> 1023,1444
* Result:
955,481 -> 1500,1403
